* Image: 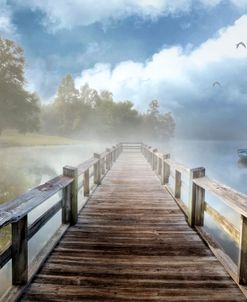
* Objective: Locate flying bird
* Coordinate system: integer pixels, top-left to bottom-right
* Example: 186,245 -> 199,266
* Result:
236,42 -> 246,49
213,81 -> 221,87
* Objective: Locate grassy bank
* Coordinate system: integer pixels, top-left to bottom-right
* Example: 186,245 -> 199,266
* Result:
0,130 -> 81,147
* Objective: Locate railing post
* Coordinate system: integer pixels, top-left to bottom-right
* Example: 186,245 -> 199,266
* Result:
84,168 -> 90,196
94,153 -> 101,185
106,148 -> 111,170
117,144 -> 121,158
175,170 -> 182,198
148,146 -> 152,163
162,154 -> 170,185
63,166 -> 78,225
238,215 -> 247,284
101,157 -> 106,175
188,167 -> 205,227
158,157 -> 162,176
152,149 -> 158,170
111,146 -> 115,162
62,183 -> 72,224
12,215 -> 28,285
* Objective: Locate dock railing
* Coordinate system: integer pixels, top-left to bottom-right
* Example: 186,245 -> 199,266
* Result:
142,143 -> 247,289
1,141 -> 247,300
0,143 -> 122,301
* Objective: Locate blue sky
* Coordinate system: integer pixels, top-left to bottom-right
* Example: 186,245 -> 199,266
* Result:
1,0 -> 247,138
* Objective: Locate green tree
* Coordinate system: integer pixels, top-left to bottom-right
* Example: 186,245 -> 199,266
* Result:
54,74 -> 79,134
147,99 -> 159,117
145,100 -> 175,140
0,37 -> 40,133
79,83 -> 99,107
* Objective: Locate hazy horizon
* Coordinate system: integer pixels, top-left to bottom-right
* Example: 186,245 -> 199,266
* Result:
1,1 -> 247,139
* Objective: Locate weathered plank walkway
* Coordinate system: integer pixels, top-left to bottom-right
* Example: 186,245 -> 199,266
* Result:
21,151 -> 246,301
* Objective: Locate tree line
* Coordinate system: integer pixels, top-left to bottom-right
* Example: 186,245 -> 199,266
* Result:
0,36 -> 175,140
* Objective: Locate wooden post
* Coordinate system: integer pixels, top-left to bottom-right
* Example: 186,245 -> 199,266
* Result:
62,183 -> 71,224
158,157 -> 162,176
63,166 -> 78,225
101,157 -> 105,175
161,154 -> 170,185
238,215 -> 247,284
116,144 -> 120,158
148,147 -> 152,163
94,153 -> 101,185
111,146 -> 114,162
188,167 -> 205,227
12,215 -> 28,285
152,149 -> 158,170
106,148 -> 111,170
175,170 -> 182,198
84,168 -> 90,196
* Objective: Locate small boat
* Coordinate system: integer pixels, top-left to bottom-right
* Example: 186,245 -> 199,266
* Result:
238,149 -> 247,161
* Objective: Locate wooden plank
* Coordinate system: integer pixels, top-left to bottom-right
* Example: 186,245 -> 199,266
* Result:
165,159 -> 190,175
77,157 -> 98,175
204,202 -> 239,244
194,176 -> 247,217
1,225 -> 69,302
195,226 -> 247,296
165,185 -> 188,217
0,176 -> 73,228
21,151 -> 246,301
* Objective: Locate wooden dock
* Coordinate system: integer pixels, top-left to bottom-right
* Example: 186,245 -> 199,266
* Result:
1,143 -> 247,301
21,150 -> 246,301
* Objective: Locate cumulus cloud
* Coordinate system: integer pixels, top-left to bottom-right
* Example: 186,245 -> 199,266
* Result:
0,0 -> 16,37
75,15 -> 247,139
12,0 -> 247,31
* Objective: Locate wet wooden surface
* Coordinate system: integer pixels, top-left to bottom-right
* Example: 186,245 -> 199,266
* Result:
21,151 -> 246,301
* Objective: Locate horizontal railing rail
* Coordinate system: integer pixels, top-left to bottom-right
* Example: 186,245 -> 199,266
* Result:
142,143 -> 247,291
0,143 -> 122,302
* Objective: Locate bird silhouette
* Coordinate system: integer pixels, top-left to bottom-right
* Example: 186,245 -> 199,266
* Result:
236,42 -> 246,49
213,81 -> 221,87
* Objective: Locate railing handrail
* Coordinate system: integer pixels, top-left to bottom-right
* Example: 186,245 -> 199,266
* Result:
0,143 -> 122,302
0,175 -> 73,228
194,176 -> 247,217
0,145 -> 119,229
141,143 -> 247,288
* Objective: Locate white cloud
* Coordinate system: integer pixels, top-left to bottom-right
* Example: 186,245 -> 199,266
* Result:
13,0 -> 247,31
75,15 -> 247,138
0,0 -> 16,37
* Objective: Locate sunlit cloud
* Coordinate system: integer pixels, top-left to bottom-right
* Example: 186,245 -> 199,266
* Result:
12,0 -> 247,31
0,0 -> 16,37
75,15 -> 247,138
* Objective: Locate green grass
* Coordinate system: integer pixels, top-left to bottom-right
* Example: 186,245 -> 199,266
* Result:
0,130 -> 81,147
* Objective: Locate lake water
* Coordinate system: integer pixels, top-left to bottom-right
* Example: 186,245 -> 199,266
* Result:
0,139 -> 246,296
